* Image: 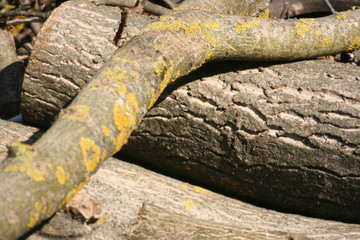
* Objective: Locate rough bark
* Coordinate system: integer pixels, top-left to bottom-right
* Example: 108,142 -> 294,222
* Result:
20,0 -> 360,222
2,0 -> 360,239
21,0 -> 124,127
0,120 -> 39,160
0,30 -> 24,119
122,59 -> 360,222
1,119 -> 360,240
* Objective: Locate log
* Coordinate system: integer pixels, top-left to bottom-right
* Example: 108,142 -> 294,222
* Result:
122,59 -> 360,223
126,204 -> 309,240
0,30 -> 24,119
270,0 -> 360,18
1,119 -> 359,240
20,0 -> 360,223
3,0 -> 360,239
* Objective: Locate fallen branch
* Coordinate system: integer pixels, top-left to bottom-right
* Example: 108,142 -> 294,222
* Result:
1,0 -> 360,239
2,119 -> 360,240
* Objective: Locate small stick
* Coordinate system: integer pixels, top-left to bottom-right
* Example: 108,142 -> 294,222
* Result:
280,2 -> 290,19
323,0 -> 336,14
1,17 -> 43,26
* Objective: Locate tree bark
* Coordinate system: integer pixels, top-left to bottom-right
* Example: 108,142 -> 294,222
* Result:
127,204 -> 309,240
2,0 -> 360,239
1,119 -> 359,240
20,0 -> 360,222
122,59 -> 360,223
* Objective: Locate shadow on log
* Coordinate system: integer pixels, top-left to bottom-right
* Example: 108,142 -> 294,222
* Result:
1,119 -> 359,240
122,59 -> 360,222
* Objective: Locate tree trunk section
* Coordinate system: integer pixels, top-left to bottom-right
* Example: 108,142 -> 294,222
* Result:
122,59 -> 360,222
1,119 -> 360,240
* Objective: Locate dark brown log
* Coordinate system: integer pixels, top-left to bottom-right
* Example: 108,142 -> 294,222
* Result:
270,0 -> 360,18
1,119 -> 359,240
122,59 -> 360,223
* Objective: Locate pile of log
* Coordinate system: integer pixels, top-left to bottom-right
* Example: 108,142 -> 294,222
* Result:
0,0 -> 360,239
1,119 -> 359,240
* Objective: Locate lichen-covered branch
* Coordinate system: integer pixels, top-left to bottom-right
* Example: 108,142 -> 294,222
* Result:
1,1 -> 360,239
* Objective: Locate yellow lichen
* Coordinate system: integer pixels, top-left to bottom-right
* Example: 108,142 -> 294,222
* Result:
235,19 -> 261,33
60,105 -> 92,123
145,17 -> 219,47
79,137 -> 100,173
173,5 -> 204,11
101,150 -> 107,161
35,201 -> 41,210
258,7 -> 270,19
27,201 -> 48,228
315,29 -> 321,36
336,12 -> 348,19
146,19 -> 202,35
27,211 -> 40,228
41,204 -> 48,214
317,36 -> 332,48
149,59 -> 176,108
296,23 -> 311,37
35,201 -> 48,214
183,199 -> 195,211
97,216 -> 106,225
59,181 -> 86,207
113,93 -> 139,152
193,186 -> 210,194
4,142 -> 49,182
118,58 -> 140,67
101,125 -> 110,137
145,16 -> 220,66
348,38 -> 360,51
55,166 -> 69,185
152,58 -> 167,76
299,18 -> 315,24
129,71 -> 138,82
101,67 -> 128,85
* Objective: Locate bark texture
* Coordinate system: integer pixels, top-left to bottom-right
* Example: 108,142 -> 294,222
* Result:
128,204 -> 309,240
21,0 -> 123,127
1,119 -> 360,240
2,0 -> 360,239
21,0 -> 360,222
122,59 -> 360,222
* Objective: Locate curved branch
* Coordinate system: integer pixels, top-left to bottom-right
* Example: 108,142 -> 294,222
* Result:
1,2 -> 360,239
